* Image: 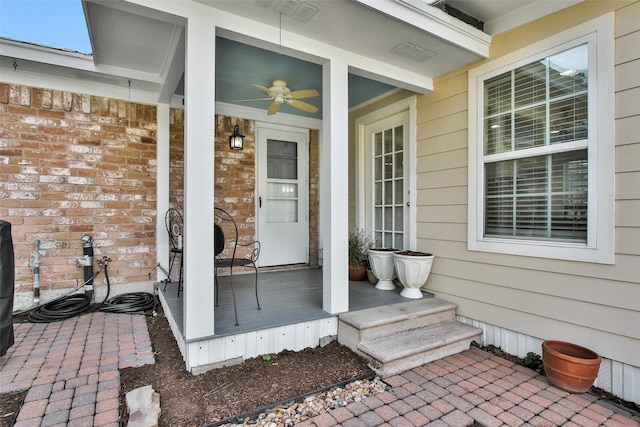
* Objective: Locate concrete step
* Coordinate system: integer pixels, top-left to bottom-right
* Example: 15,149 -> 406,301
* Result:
338,298 -> 457,347
359,321 -> 482,377
337,298 -> 483,378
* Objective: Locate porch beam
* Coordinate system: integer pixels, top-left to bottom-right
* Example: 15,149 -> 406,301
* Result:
183,14 -> 216,341
321,58 -> 350,314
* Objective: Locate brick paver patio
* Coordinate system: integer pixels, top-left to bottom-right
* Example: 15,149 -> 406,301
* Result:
0,312 -> 154,426
294,349 -> 640,427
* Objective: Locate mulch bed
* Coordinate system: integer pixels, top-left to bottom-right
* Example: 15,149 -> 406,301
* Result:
118,307 -> 373,426
0,390 -> 26,427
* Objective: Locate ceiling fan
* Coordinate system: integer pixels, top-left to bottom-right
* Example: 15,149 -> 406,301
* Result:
234,80 -> 319,115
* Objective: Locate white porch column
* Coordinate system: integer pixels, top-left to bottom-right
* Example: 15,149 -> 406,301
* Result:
183,15 -> 216,340
321,59 -> 349,314
156,103 -> 170,276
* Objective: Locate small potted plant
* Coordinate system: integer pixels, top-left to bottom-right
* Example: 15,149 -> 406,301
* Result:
348,229 -> 373,281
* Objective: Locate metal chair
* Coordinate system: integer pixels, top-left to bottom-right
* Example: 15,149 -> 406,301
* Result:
164,207 -> 183,296
214,207 -> 260,326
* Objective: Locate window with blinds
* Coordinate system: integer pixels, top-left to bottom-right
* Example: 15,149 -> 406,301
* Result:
482,44 -> 589,242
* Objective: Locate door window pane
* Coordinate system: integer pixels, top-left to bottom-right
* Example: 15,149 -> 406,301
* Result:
384,129 -> 392,154
375,132 -> 382,156
267,139 -> 299,223
394,153 -> 403,178
384,181 -> 392,205
267,140 -> 297,179
395,180 -> 403,204
394,126 -> 403,151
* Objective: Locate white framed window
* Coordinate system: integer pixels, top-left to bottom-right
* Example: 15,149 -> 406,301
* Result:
468,14 -> 614,264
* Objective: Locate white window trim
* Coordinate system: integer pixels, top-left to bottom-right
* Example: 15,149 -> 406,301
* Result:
467,13 -> 615,264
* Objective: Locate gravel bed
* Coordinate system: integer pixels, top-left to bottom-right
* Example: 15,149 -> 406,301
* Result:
220,377 -> 387,426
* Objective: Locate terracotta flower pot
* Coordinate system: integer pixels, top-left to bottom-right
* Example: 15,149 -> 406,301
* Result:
542,340 -> 601,393
349,262 -> 367,281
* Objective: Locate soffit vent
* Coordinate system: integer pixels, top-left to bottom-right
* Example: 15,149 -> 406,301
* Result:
431,0 -> 484,31
391,42 -> 436,62
256,0 -> 319,22
397,0 -> 485,32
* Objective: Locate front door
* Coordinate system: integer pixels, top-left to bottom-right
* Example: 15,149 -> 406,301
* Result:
256,126 -> 309,267
364,111 -> 409,249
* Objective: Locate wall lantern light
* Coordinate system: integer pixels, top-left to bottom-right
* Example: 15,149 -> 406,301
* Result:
229,124 -> 244,150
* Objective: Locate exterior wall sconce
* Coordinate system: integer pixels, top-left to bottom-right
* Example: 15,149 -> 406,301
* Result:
229,124 -> 244,150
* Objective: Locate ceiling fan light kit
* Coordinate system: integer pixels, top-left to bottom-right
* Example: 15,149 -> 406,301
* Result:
234,80 -> 319,115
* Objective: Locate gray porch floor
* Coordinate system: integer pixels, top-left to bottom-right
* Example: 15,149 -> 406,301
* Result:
159,267 -> 427,338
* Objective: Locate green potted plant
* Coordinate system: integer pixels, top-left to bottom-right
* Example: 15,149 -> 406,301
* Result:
348,229 -> 373,281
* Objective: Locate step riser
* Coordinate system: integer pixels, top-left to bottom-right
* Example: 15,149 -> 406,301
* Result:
358,308 -> 456,342
359,322 -> 483,363
337,321 -> 362,355
368,334 -> 481,378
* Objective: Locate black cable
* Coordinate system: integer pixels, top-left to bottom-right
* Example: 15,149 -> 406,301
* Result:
26,294 -> 92,323
99,292 -> 157,314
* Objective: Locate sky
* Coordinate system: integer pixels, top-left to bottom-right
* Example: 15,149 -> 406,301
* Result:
0,0 -> 91,53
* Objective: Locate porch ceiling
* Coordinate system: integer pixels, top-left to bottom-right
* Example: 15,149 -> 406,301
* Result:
1,0 -> 584,113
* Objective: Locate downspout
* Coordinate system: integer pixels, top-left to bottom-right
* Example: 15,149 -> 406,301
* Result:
32,239 -> 40,304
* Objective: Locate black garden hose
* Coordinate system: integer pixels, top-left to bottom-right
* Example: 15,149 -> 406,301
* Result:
97,261 -> 157,314
27,294 -> 92,323
24,257 -> 109,323
23,257 -> 156,322
99,292 -> 157,314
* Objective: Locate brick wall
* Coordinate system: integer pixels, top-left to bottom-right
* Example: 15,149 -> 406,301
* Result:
0,83 -> 157,294
167,113 -> 257,261
309,129 -> 319,266
214,116 -> 257,260
169,108 -> 184,208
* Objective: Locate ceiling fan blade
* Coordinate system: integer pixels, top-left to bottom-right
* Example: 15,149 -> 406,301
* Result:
287,89 -> 319,99
267,102 -> 281,115
254,84 -> 273,95
286,99 -> 319,113
233,97 -> 274,102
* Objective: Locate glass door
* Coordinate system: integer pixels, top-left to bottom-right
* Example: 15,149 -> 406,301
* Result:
364,111 -> 409,249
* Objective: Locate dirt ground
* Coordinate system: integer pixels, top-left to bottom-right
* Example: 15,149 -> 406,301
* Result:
118,308 -> 372,426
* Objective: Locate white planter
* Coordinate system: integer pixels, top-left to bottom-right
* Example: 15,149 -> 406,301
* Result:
393,251 -> 434,299
367,249 -> 397,291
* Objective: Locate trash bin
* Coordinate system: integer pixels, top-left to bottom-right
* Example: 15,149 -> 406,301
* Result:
0,220 -> 15,356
